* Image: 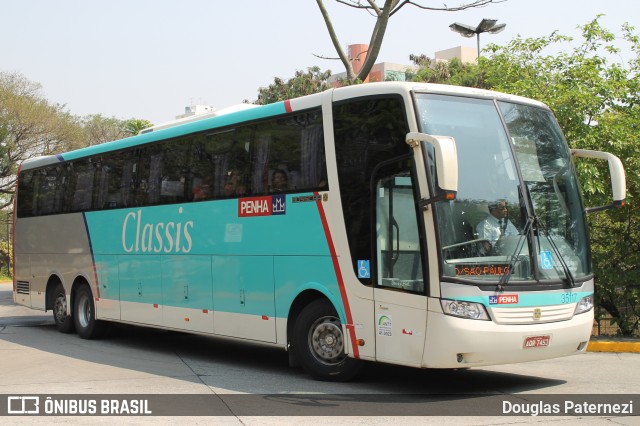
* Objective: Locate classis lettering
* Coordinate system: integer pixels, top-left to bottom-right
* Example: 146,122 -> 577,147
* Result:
121,209 -> 194,254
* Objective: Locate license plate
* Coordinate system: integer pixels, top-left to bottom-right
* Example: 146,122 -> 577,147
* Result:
523,335 -> 551,348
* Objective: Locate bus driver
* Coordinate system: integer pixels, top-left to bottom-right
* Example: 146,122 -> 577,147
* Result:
476,200 -> 518,254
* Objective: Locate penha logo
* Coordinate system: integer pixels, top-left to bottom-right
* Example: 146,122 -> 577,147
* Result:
489,294 -> 519,305
238,195 -> 286,217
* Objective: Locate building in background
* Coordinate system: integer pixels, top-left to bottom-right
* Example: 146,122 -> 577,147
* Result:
176,104 -> 215,120
434,46 -> 477,63
328,43 -> 477,86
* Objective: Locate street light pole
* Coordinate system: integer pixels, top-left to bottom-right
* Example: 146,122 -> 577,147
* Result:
449,18 -> 506,59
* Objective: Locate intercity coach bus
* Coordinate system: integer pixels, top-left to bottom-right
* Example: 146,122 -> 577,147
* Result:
12,82 -> 625,380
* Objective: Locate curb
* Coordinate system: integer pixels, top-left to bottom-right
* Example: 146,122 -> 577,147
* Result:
587,340 -> 640,353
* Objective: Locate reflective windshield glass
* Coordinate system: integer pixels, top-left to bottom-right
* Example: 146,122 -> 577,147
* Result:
498,101 -> 591,280
417,94 -> 532,282
416,93 -> 590,284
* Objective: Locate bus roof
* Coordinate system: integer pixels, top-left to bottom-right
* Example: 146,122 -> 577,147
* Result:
19,82 -> 547,170
139,103 -> 260,134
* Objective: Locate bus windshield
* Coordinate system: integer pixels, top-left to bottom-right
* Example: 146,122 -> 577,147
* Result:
415,93 -> 591,284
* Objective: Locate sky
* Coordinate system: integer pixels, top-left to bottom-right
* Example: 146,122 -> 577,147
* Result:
2,0 -> 639,126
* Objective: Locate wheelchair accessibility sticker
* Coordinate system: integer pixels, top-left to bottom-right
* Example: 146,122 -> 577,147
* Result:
357,260 -> 370,279
540,251 -> 553,270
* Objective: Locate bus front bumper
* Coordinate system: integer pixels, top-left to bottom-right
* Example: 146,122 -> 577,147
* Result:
422,309 -> 593,368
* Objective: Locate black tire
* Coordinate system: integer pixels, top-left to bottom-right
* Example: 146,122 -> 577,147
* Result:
52,282 -> 75,334
292,299 -> 362,381
73,284 -> 107,339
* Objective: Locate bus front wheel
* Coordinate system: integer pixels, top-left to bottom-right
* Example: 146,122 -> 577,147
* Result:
293,299 -> 361,381
52,282 -> 75,334
73,284 -> 106,339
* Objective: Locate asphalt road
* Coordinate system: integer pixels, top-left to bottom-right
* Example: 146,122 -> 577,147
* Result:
0,282 -> 638,425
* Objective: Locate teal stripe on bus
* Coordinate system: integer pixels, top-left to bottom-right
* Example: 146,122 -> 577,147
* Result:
454,292 -> 593,308
84,194 -> 344,318
60,102 -> 289,162
84,196 -> 329,256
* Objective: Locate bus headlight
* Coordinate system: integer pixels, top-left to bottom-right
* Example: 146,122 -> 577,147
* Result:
574,295 -> 594,315
441,299 -> 490,320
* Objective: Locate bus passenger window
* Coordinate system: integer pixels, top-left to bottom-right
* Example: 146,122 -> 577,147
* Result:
70,160 -> 94,212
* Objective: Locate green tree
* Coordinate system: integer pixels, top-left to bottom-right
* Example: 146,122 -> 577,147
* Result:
81,114 -> 130,146
0,72 -> 84,209
0,240 -> 11,278
484,18 -> 640,335
255,66 -> 333,105
124,119 -> 153,136
407,55 -> 489,88
411,17 -> 640,334
80,116 -> 152,145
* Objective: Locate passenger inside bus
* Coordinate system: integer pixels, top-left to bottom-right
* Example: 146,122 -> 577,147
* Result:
193,176 -> 213,201
270,169 -> 288,192
223,169 -> 247,197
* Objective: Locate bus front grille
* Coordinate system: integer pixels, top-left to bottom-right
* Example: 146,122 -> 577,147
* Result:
491,304 -> 575,324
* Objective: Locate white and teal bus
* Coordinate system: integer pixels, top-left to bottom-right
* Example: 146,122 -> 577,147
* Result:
12,82 -> 625,380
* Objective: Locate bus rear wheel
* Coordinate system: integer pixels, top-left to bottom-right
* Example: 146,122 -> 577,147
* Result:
74,284 -> 106,339
293,299 -> 361,381
52,282 -> 75,334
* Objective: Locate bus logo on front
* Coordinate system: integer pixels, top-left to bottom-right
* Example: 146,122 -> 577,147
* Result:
489,294 -> 519,304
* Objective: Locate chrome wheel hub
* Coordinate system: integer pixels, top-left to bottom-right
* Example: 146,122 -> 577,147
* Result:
309,316 -> 345,364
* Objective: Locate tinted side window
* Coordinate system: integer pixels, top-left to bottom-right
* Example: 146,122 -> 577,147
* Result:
253,110 -> 327,195
17,167 -> 68,217
333,97 -> 410,283
17,170 -> 35,218
207,128 -> 253,199
197,110 -> 327,199
16,109 -> 328,217
32,166 -> 67,216
69,160 -> 95,212
151,139 -> 190,205
96,149 -> 138,209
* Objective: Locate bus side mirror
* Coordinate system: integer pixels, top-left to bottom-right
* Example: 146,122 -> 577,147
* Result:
406,132 -> 458,205
571,148 -> 626,213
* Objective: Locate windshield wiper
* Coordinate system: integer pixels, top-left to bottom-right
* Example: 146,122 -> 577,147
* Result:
534,215 -> 576,287
497,216 -> 533,291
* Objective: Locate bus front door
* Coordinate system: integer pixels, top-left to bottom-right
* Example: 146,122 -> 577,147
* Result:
372,161 -> 428,367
